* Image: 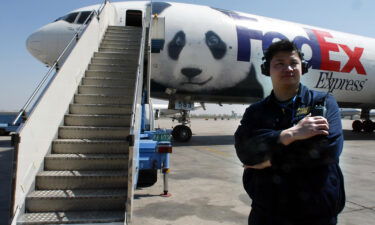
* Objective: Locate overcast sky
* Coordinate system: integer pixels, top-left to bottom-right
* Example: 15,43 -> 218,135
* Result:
0,0 -> 374,114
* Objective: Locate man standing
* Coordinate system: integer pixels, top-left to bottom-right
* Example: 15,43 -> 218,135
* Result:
235,40 -> 345,225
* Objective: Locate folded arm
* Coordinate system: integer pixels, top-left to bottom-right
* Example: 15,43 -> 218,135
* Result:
235,95 -> 343,169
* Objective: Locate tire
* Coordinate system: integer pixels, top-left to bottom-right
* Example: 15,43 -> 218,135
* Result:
137,169 -> 157,188
352,120 -> 363,132
172,125 -> 192,142
363,120 -> 374,133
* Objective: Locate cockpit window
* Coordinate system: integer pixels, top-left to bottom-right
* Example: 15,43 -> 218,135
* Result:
77,11 -> 93,24
54,12 -> 79,23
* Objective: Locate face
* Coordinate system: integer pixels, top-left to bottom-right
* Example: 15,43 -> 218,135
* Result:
269,50 -> 302,89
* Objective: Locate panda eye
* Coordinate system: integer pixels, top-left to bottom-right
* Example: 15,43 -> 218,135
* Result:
205,31 -> 227,59
175,36 -> 185,46
168,31 -> 186,60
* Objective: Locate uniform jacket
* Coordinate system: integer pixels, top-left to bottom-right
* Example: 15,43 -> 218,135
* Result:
235,84 -> 345,224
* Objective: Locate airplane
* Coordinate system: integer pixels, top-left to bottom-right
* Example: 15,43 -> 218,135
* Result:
340,108 -> 375,119
26,1 -> 375,141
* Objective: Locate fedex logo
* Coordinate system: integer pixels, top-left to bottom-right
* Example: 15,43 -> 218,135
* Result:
236,26 -> 367,75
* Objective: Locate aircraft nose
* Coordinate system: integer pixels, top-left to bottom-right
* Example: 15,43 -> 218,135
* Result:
26,30 -> 43,59
181,68 -> 202,79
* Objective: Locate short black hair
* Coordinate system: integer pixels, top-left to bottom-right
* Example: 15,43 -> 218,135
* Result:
263,39 -> 303,63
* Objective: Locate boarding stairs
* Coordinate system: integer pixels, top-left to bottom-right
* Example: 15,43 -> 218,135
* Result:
17,26 -> 142,224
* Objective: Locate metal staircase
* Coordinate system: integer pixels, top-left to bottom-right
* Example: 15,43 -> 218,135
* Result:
18,26 -> 142,225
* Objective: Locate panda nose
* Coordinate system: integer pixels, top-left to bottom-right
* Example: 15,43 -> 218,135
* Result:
181,68 -> 202,79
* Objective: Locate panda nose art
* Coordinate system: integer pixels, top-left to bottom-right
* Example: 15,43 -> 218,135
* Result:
181,68 -> 202,79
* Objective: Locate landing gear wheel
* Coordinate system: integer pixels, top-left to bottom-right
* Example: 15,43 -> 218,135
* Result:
172,125 -> 192,142
352,120 -> 363,132
363,120 -> 374,133
137,169 -> 157,188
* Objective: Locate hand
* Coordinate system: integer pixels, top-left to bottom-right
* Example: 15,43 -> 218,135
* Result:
279,114 -> 329,145
244,160 -> 272,169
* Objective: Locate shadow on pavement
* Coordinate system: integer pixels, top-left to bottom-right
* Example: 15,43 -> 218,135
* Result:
172,130 -> 375,146
172,135 -> 234,146
343,129 -> 375,141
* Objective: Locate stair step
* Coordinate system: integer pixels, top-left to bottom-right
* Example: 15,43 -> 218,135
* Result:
99,47 -> 139,54
18,210 -> 124,224
36,170 -> 127,190
103,33 -> 141,39
88,63 -> 137,72
65,114 -> 131,126
82,77 -> 135,86
101,39 -> 140,46
26,189 -> 126,212
94,51 -> 139,59
45,154 -> 128,170
99,44 -> 140,50
91,57 -> 138,65
106,26 -> 141,31
105,29 -> 141,33
102,36 -> 142,42
70,104 -> 132,115
85,70 -> 136,79
100,43 -> 140,50
102,32 -> 142,41
74,94 -> 134,105
108,26 -> 142,31
52,139 -> 129,154
58,126 -> 130,140
78,85 -> 135,96
104,29 -> 141,34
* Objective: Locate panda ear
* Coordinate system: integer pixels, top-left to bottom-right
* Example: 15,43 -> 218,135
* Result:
150,2 -> 172,14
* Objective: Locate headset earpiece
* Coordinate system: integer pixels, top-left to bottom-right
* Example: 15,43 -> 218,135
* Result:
260,57 -> 270,76
301,60 -> 310,74
299,52 -> 310,75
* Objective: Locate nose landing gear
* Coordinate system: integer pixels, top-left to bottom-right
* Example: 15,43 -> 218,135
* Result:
171,110 -> 192,142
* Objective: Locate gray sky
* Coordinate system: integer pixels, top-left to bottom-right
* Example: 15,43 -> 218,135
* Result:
1,0 -> 374,114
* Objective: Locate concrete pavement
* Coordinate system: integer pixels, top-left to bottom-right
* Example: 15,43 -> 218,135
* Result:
1,118 -> 374,225
131,118 -> 375,225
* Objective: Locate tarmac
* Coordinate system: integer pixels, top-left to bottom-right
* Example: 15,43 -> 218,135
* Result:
1,118 -> 375,225
131,118 -> 375,225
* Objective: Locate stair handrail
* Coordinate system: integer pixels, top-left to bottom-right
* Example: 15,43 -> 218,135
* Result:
130,20 -> 148,129
126,7 -> 151,223
11,0 -> 109,126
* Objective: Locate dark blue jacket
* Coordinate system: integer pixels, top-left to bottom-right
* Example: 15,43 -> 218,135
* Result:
235,84 -> 345,224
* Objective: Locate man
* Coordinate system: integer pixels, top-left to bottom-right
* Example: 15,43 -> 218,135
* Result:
235,40 -> 345,225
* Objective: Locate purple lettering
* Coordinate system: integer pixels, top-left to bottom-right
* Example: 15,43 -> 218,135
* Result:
236,26 -> 263,62
262,32 -> 288,51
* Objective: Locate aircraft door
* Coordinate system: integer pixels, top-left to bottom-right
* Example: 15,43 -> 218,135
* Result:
126,10 -> 142,27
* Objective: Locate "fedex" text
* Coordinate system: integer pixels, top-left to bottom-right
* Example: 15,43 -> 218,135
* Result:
236,25 -> 367,75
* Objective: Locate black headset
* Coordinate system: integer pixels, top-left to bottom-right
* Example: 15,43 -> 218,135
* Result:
260,52 -> 310,76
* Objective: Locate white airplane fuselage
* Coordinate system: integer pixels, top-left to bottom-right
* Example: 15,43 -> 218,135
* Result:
26,1 -> 375,109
